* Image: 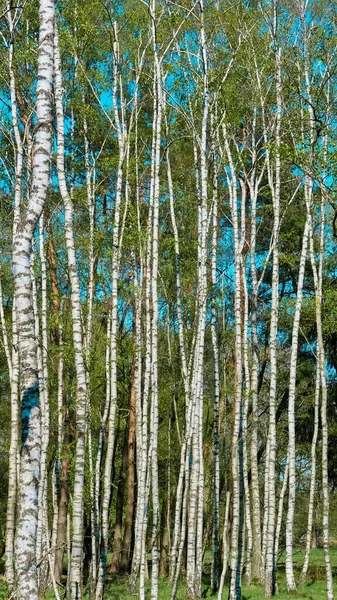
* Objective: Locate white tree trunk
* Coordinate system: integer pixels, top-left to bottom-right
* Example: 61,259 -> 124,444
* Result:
54,27 -> 88,599
93,313 -> 111,571
275,457 -> 289,564
247,129 -> 264,583
53,301 -> 64,579
149,9 -> 163,595
217,491 -> 231,600
83,116 -> 98,593
186,8 -> 209,596
285,217 -> 309,592
166,123 -> 191,590
222,121 -> 243,600
96,23 -> 126,600
262,436 -> 270,573
242,256 -> 253,586
13,2 -> 54,598
35,216 -> 50,593
211,141 -> 220,592
5,301 -> 19,590
264,29 -> 281,596
301,364 -> 320,584
5,3 -> 24,586
308,197 -> 334,600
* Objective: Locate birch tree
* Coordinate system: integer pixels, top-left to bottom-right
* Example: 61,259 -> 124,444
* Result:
264,7 -> 281,594
0,3 -> 337,600
285,216 -> 310,592
12,2 -> 54,598
4,2 -> 22,587
54,26 -> 88,599
222,120 -> 244,600
96,20 -> 128,600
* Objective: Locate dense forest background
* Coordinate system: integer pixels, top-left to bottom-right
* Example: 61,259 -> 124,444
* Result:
1,0 -> 337,599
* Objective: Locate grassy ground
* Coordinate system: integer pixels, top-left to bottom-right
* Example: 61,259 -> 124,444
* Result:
2,549 -> 337,599
72,574 -> 336,600
100,555 -> 337,600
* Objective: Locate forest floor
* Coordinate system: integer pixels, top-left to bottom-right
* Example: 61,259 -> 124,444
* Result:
1,549 -> 337,599
102,576 -> 331,600
101,548 -> 337,599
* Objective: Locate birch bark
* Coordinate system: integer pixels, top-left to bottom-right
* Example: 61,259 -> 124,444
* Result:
5,3 -> 24,586
149,8 -> 163,593
217,491 -> 230,600
96,22 -> 126,600
54,27 -> 88,599
246,113 -> 264,584
222,121 -> 243,600
35,217 -> 50,593
308,197 -> 334,600
274,458 -> 289,563
210,136 -> 220,593
285,217 -> 309,592
299,4 -> 332,593
301,362 -> 320,584
166,128 -> 191,590
264,15 -> 281,593
186,8 -> 209,596
13,2 -> 54,598
83,115 -> 97,591
54,306 -> 69,586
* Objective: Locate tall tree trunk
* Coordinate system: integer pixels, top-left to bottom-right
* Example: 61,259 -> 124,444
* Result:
36,216 -> 50,594
222,121 -> 243,600
13,2 -> 54,598
186,6 -> 209,596
83,114 -> 98,594
96,23 -> 126,600
5,301 -> 19,591
55,429 -> 71,585
217,491 -> 230,600
264,16 -> 281,595
128,263 -> 143,588
242,260 -> 253,587
130,201 -> 152,600
47,234 -> 64,581
247,123 -> 264,583
210,127 -> 220,593
301,366 -> 320,584
166,121 -> 190,590
274,458 -> 289,568
149,7 -> 162,596
110,430 -> 128,574
285,217 -> 309,592
54,27 -> 88,599
120,356 -> 137,573
5,2 -> 23,587
308,196 -> 334,600
93,315 -> 111,586
159,494 -> 170,578
261,436 -> 270,572
54,317 -> 71,586
299,4 -> 331,593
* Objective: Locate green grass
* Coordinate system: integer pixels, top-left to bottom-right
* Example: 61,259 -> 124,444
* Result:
101,572 -> 337,599
4,549 -> 337,599
277,547 -> 337,567
0,579 -> 333,600
74,574 -> 337,600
